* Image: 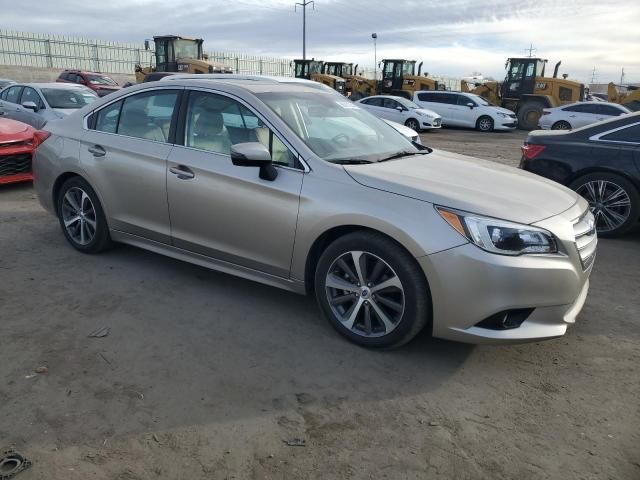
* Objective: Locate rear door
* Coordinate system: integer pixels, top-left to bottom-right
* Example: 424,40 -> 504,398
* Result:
563,104 -> 600,128
415,93 -> 451,123
81,87 -> 181,243
166,89 -> 303,278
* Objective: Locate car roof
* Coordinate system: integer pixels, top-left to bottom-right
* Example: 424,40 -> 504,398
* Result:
362,95 -> 406,100
11,82 -> 90,89
560,101 -> 624,107
148,77 -> 333,95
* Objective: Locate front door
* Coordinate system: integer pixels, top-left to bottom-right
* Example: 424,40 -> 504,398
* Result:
166,90 -> 303,278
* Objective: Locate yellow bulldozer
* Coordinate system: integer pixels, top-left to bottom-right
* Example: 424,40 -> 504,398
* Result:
607,83 -> 640,111
293,59 -> 346,95
135,35 -> 232,83
461,57 -> 584,130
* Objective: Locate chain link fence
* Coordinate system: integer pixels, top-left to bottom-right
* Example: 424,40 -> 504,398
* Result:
0,30 -> 293,77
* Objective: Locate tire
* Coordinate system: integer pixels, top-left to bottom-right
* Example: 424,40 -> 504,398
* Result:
517,101 -> 544,130
314,231 -> 431,348
570,172 -> 639,237
476,115 -> 494,132
56,176 -> 112,253
551,120 -> 572,130
405,118 -> 420,132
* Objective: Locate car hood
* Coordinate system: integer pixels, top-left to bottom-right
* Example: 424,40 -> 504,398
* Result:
344,149 -> 578,224
415,108 -> 440,118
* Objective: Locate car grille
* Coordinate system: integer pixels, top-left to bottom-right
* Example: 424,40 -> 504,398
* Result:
0,153 -> 32,177
573,210 -> 597,271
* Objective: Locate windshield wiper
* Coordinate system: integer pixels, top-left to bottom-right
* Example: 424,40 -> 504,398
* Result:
330,159 -> 375,165
377,150 -> 429,162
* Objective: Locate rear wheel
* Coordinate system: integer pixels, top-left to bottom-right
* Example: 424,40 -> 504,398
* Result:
517,101 -> 544,130
476,115 -> 494,132
552,120 -> 572,130
570,172 -> 638,237
314,231 -> 430,348
405,118 -> 420,131
56,177 -> 112,253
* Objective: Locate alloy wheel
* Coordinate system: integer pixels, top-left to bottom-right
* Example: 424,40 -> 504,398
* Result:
61,187 -> 97,245
325,251 -> 405,338
576,180 -> 631,233
478,118 -> 493,131
406,119 -> 419,131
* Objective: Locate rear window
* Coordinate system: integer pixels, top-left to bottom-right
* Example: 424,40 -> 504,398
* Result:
599,123 -> 640,143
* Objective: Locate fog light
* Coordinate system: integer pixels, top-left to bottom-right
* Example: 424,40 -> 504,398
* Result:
475,308 -> 534,330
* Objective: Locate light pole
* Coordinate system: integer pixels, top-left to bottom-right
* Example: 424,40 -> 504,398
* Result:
296,1 -> 314,61
371,33 -> 377,79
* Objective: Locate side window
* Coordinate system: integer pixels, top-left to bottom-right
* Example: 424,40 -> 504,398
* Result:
20,87 -> 44,108
118,90 -> 178,142
597,105 -> 623,116
417,93 -> 432,102
383,98 -> 399,109
441,94 -> 457,105
564,104 -> 587,113
457,95 -> 474,106
600,124 -> 640,143
366,97 -> 383,107
184,91 -> 298,168
94,100 -> 123,134
5,86 -> 22,104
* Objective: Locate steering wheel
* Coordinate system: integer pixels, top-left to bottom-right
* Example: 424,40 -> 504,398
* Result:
332,133 -> 351,148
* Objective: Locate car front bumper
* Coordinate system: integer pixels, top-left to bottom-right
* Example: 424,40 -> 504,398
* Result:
494,118 -> 518,130
419,202 -> 595,344
421,118 -> 442,130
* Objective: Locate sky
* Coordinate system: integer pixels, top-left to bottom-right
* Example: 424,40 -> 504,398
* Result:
1,0 -> 639,83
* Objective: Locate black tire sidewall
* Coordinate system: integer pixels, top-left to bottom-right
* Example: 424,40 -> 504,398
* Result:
477,115 -> 494,132
517,102 -> 543,130
314,232 -> 430,348
552,121 -> 571,130
570,172 -> 639,237
405,118 -> 420,131
56,177 -> 111,253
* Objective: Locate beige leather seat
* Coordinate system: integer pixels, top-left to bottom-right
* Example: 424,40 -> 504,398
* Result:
254,126 -> 291,166
190,111 -> 232,154
118,109 -> 166,142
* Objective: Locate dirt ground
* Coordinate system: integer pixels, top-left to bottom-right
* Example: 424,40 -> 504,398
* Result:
1,128 -> 639,480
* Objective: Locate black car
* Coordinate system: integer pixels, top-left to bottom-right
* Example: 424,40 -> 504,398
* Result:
520,112 -> 640,237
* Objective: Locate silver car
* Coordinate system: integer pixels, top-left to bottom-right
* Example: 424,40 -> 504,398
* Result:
0,83 -> 97,121
33,78 -> 596,348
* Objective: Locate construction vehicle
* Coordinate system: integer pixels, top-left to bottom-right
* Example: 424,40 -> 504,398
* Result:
461,57 -> 585,130
293,59 -> 346,95
607,83 -> 640,111
135,35 -> 232,83
378,59 -> 442,99
322,62 -> 376,98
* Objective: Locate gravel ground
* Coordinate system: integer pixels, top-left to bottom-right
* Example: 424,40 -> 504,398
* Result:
1,128 -> 639,480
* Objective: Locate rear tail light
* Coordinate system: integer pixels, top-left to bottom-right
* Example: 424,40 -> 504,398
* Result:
30,131 -> 51,149
521,143 -> 546,160
542,109 -> 551,116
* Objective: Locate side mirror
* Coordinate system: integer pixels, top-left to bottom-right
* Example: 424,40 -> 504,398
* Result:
467,102 -> 475,109
22,101 -> 38,112
231,142 -> 278,181
396,106 -> 404,112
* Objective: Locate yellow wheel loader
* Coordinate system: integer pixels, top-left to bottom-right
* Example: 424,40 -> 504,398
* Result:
322,62 -> 376,99
607,83 -> 640,111
293,59 -> 346,95
135,35 -> 232,83
462,58 -> 584,130
378,59 -> 442,99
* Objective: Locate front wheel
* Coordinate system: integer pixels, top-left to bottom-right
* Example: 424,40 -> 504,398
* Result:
552,120 -> 572,130
57,176 -> 112,253
405,118 -> 420,131
476,115 -> 494,132
570,172 -> 638,237
314,231 -> 431,348
517,101 -> 544,130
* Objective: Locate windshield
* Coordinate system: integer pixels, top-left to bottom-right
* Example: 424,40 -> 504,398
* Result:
402,62 -> 415,76
42,88 -> 97,109
343,64 -> 353,76
86,74 -> 117,86
256,91 -> 420,163
396,97 -> 421,109
174,39 -> 200,59
309,61 -> 323,75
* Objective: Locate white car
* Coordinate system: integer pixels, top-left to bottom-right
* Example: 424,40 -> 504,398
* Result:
0,83 -> 97,121
382,119 -> 422,145
412,91 -> 517,132
538,101 -> 631,130
355,95 -> 442,132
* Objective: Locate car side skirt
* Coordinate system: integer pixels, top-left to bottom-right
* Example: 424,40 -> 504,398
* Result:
110,230 -> 306,295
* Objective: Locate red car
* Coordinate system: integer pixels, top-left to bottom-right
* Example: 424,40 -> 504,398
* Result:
0,118 -> 48,185
56,70 -> 121,97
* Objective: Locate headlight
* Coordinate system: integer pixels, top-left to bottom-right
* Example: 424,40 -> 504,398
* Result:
496,112 -> 508,118
436,206 -> 558,255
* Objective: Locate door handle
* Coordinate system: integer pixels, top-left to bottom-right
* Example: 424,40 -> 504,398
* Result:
169,165 -> 195,180
88,145 -> 106,157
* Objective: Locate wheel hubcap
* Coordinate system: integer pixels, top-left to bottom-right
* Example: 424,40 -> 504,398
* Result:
325,251 -> 405,338
480,119 -> 491,130
576,180 -> 631,233
61,187 -> 97,245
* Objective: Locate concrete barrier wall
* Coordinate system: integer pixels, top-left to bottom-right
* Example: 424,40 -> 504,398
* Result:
0,65 -> 135,85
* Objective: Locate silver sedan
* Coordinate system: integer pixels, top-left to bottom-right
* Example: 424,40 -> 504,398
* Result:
0,83 -> 97,121
32,78 -> 595,348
